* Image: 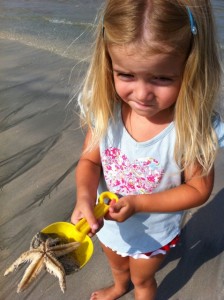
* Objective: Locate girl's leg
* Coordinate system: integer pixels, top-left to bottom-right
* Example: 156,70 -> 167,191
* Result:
129,254 -> 166,300
90,243 -> 130,300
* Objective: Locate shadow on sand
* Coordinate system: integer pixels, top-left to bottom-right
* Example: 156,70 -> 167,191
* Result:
156,188 -> 224,299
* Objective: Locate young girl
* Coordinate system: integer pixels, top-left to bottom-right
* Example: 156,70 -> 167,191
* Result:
71,0 -> 224,299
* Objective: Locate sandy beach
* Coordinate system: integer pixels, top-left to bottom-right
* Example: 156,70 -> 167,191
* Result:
1,1 -> 224,299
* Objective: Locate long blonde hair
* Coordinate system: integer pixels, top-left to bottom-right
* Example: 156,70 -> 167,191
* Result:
79,0 -> 222,175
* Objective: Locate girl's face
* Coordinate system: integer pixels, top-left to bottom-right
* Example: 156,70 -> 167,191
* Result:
109,44 -> 185,123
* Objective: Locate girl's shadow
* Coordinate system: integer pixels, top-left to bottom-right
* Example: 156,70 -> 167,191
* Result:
156,188 -> 224,299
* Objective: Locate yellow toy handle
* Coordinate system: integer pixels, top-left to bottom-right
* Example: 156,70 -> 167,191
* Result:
75,192 -> 118,236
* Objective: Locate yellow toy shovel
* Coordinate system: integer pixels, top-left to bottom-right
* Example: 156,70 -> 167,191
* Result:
41,191 -> 118,268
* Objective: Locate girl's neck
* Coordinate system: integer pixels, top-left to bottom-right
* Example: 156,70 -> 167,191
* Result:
121,103 -> 174,142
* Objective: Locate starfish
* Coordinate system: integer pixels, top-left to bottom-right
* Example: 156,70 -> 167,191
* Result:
4,232 -> 80,293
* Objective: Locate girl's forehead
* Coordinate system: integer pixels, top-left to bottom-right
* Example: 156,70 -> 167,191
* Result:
108,41 -> 180,59
108,43 -> 184,63
108,43 -> 186,75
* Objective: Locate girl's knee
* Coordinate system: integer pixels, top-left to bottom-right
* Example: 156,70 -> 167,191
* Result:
131,274 -> 156,289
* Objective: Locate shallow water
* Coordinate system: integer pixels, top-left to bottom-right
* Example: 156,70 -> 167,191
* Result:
0,0 -> 104,60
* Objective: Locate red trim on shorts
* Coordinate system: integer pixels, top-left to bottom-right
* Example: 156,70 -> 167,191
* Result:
144,235 -> 180,257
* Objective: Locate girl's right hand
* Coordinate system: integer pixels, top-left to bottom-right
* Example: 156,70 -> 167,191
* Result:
71,199 -> 103,236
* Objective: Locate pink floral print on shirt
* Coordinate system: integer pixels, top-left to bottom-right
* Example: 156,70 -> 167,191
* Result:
102,147 -> 164,195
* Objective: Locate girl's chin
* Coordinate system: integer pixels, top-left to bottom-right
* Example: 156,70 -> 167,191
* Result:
131,104 -> 156,116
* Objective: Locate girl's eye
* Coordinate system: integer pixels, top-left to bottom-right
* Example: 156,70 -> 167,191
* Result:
153,76 -> 171,81
117,73 -> 134,79
151,76 -> 173,85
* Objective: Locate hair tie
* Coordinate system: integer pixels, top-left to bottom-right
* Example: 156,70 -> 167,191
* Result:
186,6 -> 197,35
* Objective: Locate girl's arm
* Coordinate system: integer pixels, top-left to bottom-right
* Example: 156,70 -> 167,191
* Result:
107,163 -> 214,222
71,130 -> 102,234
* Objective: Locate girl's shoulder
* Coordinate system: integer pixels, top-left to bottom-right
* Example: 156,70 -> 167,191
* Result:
212,113 -> 224,148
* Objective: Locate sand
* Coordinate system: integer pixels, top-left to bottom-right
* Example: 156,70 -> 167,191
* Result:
0,37 -> 224,300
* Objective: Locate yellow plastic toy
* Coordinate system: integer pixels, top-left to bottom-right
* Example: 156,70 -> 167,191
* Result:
41,191 -> 118,268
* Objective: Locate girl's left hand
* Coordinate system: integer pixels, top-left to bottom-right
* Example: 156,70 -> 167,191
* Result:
106,196 -> 136,222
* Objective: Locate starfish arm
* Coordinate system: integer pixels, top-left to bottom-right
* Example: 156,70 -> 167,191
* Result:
4,250 -> 40,276
45,253 -> 66,293
48,241 -> 80,257
17,252 -> 44,293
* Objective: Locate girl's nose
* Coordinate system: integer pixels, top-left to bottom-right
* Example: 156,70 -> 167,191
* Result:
134,81 -> 153,101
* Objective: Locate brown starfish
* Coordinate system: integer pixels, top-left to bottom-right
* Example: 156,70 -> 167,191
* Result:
4,232 -> 80,293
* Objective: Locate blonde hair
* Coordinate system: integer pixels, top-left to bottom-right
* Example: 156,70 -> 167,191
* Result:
79,0 -> 222,175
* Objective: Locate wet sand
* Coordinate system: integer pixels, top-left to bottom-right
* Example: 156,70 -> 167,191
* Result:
1,34 -> 224,300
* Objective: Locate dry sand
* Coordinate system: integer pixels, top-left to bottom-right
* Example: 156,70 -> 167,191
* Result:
0,38 -> 224,300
